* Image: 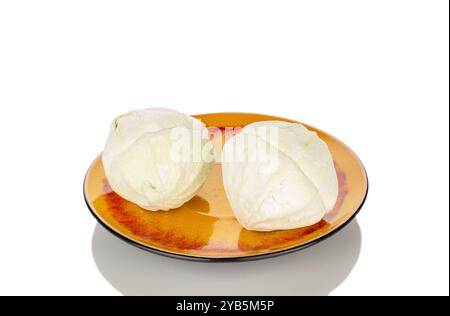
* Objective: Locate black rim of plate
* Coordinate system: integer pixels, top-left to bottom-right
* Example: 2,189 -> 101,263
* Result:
83,165 -> 368,262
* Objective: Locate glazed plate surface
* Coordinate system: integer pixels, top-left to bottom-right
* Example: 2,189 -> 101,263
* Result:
84,113 -> 368,261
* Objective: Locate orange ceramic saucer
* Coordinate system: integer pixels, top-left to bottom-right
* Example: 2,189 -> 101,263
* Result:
83,113 -> 368,261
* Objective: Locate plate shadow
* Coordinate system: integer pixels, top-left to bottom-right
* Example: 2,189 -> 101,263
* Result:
91,220 -> 361,296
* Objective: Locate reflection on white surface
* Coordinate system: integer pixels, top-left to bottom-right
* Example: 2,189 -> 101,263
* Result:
92,220 -> 361,296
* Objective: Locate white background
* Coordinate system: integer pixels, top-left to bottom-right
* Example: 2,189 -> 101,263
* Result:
0,1 -> 448,296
